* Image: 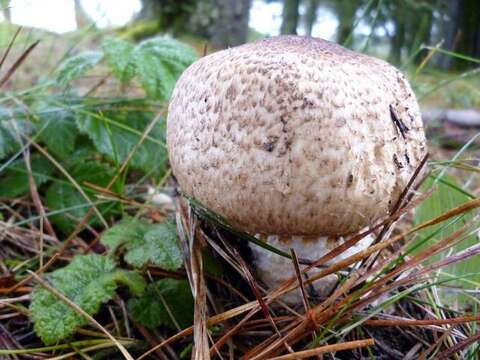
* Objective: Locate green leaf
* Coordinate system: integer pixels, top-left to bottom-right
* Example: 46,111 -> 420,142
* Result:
101,219 -> 183,270
101,217 -> 150,253
133,37 -> 197,100
102,220 -> 183,270
0,154 -> 54,198
45,161 -> 119,233
102,37 -> 136,84
413,175 -> 478,289
76,103 -> 168,178
127,222 -> 183,270
35,105 -> 78,158
56,51 -> 103,87
0,117 -> 30,159
30,254 -> 145,345
128,278 -> 193,329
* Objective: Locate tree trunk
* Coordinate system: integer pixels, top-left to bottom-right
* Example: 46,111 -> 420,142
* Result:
304,0 -> 320,37
437,0 -> 462,69
131,0 -> 251,47
388,5 -> 406,64
406,10 -> 432,63
437,0 -> 480,70
280,0 -> 300,35
452,0 -> 480,69
335,0 -> 357,45
190,0 -> 251,48
1,0 -> 10,22
135,0 -> 162,22
210,0 -> 252,48
74,0 -> 91,29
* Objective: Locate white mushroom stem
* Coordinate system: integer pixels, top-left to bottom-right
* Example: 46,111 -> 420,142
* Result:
250,233 -> 375,304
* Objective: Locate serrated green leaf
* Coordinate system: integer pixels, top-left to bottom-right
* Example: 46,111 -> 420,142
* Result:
0,154 -> 54,198
133,37 -> 197,100
56,51 -> 103,87
75,104 -> 168,178
128,278 -> 193,329
126,222 -> 182,270
45,161 -> 119,233
101,218 -> 150,253
30,254 -> 146,345
101,219 -> 182,270
34,105 -> 78,158
0,118 -> 31,159
102,37 -> 136,84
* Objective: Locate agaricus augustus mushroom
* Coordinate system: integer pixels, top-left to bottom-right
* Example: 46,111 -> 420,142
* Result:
167,36 -> 427,302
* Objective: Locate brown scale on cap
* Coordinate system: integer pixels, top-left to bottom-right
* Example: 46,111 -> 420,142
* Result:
167,35 -> 427,237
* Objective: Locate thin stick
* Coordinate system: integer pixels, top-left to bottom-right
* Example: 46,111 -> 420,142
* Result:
23,148 -> 57,239
0,26 -> 22,70
437,331 -> 480,359
290,249 -> 313,322
365,315 -> 480,327
6,253 -> 60,293
0,40 -> 40,87
269,339 -> 375,360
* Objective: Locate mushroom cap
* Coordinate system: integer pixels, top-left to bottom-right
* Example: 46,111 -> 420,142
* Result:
167,36 -> 427,236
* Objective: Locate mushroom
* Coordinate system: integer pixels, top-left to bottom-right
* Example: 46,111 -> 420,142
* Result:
167,36 -> 427,303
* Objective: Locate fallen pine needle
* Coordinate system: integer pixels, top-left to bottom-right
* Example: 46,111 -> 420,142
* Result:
365,315 -> 480,327
269,338 -> 375,359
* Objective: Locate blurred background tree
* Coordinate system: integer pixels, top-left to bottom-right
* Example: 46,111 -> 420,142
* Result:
0,0 -> 10,22
2,0 -> 477,69
120,0 -> 480,70
280,0 -> 300,35
128,0 -> 251,48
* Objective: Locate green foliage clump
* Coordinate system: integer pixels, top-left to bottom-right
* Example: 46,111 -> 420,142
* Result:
102,219 -> 183,270
0,35 -> 199,347
56,36 -> 197,101
0,154 -> 54,198
30,217 -> 186,344
55,51 -> 103,87
1,35 -> 196,233
128,278 -> 194,329
30,254 -> 145,345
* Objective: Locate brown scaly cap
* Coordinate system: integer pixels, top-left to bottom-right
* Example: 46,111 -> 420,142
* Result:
167,36 -> 427,236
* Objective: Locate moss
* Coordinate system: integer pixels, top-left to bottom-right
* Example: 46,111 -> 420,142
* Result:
118,20 -> 163,42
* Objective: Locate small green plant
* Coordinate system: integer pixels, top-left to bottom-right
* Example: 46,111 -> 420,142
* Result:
30,254 -> 146,345
128,278 -> 194,330
0,34 -> 197,346
102,219 -> 183,269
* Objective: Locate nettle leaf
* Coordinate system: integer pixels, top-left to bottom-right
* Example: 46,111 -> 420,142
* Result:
102,37 -> 136,84
101,218 -> 150,253
45,161 -> 119,233
101,219 -> 182,270
34,105 -> 78,158
128,279 -> 193,329
56,51 -> 103,87
0,118 -> 31,159
0,154 -> 54,198
76,103 -> 168,178
127,222 -> 183,269
133,37 -> 197,100
30,254 -> 145,345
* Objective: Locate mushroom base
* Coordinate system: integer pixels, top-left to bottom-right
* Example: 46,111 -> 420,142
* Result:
250,233 -> 375,305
